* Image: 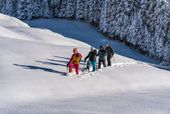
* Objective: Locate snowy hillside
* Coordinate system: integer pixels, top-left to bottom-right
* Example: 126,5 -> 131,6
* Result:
1,0 -> 170,64
0,14 -> 170,113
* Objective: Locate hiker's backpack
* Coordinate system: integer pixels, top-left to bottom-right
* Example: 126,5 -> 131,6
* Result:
105,46 -> 114,57
99,50 -> 106,60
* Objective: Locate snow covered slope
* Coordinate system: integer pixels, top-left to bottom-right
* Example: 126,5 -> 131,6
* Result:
0,14 -> 170,114
0,13 -> 29,27
0,13 -> 88,47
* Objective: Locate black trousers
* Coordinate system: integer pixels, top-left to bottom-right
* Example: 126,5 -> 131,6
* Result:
107,56 -> 112,66
98,59 -> 106,69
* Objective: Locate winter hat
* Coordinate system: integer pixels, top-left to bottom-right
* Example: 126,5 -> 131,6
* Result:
99,45 -> 103,49
91,47 -> 94,50
73,48 -> 78,52
105,42 -> 109,46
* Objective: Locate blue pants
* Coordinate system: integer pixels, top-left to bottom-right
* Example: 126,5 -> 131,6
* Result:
87,61 -> 96,72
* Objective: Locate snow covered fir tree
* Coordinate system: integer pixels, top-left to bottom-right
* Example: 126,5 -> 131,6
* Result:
0,0 -> 170,64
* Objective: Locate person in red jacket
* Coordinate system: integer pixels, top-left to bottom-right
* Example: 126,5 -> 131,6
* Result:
67,48 -> 82,75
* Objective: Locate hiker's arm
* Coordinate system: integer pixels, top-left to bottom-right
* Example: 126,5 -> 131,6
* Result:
84,56 -> 88,61
84,53 -> 89,61
67,55 -> 73,67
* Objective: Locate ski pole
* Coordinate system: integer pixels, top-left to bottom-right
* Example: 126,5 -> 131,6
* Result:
113,55 -> 116,64
83,60 -> 86,71
66,62 -> 70,75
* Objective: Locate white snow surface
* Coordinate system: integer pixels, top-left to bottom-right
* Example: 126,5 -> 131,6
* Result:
0,14 -> 170,114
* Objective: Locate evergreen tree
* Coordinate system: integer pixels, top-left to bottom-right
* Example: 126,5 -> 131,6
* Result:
88,0 -> 94,22
84,0 -> 90,20
27,0 -> 41,19
76,0 -> 86,20
58,0 -> 67,18
108,0 -> 118,37
66,0 -> 76,18
93,0 -> 102,24
17,0 -> 28,20
1,0 -> 6,14
41,0 -> 50,18
50,0 -> 60,6
88,0 -> 102,24
164,41 -> 170,64
32,0 -> 41,18
2,0 -> 17,17
50,0 -> 60,17
109,0 -> 120,37
153,0 -> 169,59
0,0 -> 3,12
99,0 -> 108,33
27,0 -> 33,20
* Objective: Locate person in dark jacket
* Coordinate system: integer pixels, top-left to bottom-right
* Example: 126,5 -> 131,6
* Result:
105,43 -> 114,66
84,47 -> 97,72
97,45 -> 106,69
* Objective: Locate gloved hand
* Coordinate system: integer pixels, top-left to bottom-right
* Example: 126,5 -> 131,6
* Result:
67,62 -> 70,67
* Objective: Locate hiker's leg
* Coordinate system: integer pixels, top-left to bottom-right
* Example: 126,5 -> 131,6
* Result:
75,64 -> 79,75
98,60 -> 101,69
103,59 -> 106,67
107,56 -> 111,66
91,61 -> 96,71
69,63 -> 74,73
87,61 -> 90,70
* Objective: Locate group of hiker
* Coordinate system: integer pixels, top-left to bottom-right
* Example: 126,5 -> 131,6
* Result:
67,43 -> 114,75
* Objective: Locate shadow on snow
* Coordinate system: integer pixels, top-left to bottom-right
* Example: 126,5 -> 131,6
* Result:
13,55 -> 87,75
13,63 -> 66,76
